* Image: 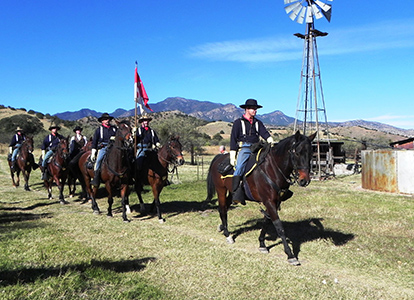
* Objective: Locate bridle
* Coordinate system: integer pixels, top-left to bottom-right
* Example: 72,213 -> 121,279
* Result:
158,139 -> 183,172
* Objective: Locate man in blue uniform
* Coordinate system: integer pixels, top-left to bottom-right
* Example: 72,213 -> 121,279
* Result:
229,99 -> 274,205
135,115 -> 161,170
9,127 -> 26,171
41,125 -> 65,180
90,113 -> 117,187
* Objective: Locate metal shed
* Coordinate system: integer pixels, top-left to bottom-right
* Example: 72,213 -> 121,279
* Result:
362,149 -> 414,194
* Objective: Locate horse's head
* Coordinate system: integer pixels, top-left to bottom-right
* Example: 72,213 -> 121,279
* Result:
115,120 -> 133,147
290,131 -> 316,187
166,135 -> 185,166
24,136 -> 34,153
57,138 -> 70,160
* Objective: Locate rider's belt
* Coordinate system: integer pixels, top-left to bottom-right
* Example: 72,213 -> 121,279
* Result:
98,142 -> 108,149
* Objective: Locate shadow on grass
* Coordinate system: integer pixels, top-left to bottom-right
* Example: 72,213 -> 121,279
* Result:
232,217 -> 355,257
0,212 -> 52,224
0,257 -> 156,286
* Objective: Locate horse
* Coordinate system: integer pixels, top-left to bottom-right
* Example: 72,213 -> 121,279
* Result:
78,120 -> 133,222
8,136 -> 37,191
43,137 -> 70,204
205,131 -> 316,265
67,138 -> 92,199
133,135 -> 184,223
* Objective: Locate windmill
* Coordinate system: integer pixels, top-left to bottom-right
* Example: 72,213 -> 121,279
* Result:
284,0 -> 333,178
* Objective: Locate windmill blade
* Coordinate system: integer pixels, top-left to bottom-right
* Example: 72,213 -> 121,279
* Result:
284,0 -> 299,4
314,0 -> 331,12
305,7 -> 313,23
288,4 -> 303,22
285,2 -> 301,14
311,3 -> 323,20
296,6 -> 307,24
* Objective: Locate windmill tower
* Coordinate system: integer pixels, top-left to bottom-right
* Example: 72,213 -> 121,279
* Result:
284,0 -> 333,179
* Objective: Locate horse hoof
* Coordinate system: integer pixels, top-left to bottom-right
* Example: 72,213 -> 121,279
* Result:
69,194 -> 73,198
158,218 -> 165,224
259,247 -> 269,254
123,219 -> 131,223
93,210 -> 100,215
287,258 -> 301,266
226,236 -> 235,244
60,200 -> 69,205
217,224 -> 224,232
126,205 -> 131,214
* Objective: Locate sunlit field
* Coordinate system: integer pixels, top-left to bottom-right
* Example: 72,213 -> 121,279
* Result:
1,153 -> 413,300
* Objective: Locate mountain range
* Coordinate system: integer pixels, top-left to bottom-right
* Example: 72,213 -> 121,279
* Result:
54,97 -> 414,137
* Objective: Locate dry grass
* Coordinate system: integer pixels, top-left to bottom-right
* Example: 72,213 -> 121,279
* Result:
0,154 -> 413,299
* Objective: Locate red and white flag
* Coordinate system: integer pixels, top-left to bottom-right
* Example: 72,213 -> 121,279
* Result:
134,63 -> 152,112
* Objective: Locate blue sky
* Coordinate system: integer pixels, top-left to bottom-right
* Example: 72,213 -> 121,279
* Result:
1,1 -> 414,128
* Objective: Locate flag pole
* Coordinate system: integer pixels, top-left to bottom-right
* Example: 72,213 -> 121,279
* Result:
134,61 -> 138,156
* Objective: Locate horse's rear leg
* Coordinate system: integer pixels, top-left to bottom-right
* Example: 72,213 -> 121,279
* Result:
134,184 -> 146,214
107,196 -> 114,217
90,186 -> 100,214
218,190 -> 233,243
258,216 -> 272,253
120,186 -> 130,222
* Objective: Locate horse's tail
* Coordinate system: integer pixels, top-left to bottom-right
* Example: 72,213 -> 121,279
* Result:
203,154 -> 222,207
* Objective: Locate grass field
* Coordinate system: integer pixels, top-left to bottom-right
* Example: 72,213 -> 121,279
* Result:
0,153 -> 413,299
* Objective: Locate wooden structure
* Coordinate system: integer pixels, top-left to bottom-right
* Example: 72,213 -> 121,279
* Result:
311,141 -> 345,176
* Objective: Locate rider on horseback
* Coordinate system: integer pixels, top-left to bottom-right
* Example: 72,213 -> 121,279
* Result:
69,125 -> 88,160
9,127 -> 25,171
229,99 -> 274,205
135,115 -> 161,171
40,124 -> 65,180
90,113 -> 117,187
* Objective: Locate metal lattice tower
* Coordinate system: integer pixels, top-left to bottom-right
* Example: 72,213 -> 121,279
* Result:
284,0 -> 333,178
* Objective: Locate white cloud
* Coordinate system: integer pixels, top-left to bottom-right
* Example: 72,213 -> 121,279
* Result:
189,19 -> 414,63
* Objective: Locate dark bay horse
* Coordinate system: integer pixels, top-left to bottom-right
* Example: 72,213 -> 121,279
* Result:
43,137 -> 70,204
78,121 -> 133,222
8,136 -> 37,191
206,131 -> 316,265
134,136 -> 184,223
67,138 -> 92,199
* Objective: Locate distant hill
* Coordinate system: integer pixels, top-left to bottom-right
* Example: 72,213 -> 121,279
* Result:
52,97 -> 414,137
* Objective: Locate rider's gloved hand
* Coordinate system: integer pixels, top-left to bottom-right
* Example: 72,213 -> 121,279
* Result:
266,137 -> 274,144
9,147 -> 12,154
90,148 -> 97,162
41,150 -> 45,158
229,150 -> 237,166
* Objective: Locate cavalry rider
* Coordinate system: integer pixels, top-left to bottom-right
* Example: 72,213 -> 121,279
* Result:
41,124 -> 65,180
135,115 -> 161,170
229,98 -> 274,205
9,126 -> 26,171
69,125 -> 88,160
90,113 -> 117,187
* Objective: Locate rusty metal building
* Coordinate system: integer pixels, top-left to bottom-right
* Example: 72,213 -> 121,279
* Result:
362,149 -> 414,194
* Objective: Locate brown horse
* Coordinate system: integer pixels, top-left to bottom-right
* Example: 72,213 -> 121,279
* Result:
205,131 -> 316,265
8,136 -> 37,191
43,137 -> 70,204
67,138 -> 92,199
78,121 -> 133,222
133,136 -> 185,223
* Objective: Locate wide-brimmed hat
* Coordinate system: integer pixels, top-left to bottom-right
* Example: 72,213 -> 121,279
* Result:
73,125 -> 83,133
98,113 -> 114,122
49,125 -> 61,131
138,115 -> 153,123
16,126 -> 23,132
239,98 -> 263,109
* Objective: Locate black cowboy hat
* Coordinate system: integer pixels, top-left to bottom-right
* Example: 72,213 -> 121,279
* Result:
239,98 -> 263,109
138,115 -> 153,123
73,125 -> 83,132
98,113 -> 114,122
49,125 -> 61,131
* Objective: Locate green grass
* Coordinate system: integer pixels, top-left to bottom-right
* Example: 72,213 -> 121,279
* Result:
0,155 -> 413,299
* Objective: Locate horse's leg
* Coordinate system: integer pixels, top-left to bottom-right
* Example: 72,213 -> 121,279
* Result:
217,187 -> 233,243
151,182 -> 165,223
46,180 -> 53,200
10,166 -> 17,188
106,182 -> 114,218
23,168 -> 31,191
57,175 -> 68,204
258,216 -> 272,253
134,183 -> 146,214
267,206 -> 299,265
90,186 -> 100,214
120,185 -> 130,222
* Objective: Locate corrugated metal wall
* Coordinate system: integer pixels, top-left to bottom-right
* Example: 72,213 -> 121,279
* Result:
362,150 -> 414,194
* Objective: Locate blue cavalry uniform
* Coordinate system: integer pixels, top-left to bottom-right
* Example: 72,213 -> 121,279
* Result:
90,113 -> 117,186
9,127 -> 26,170
135,115 -> 160,170
230,99 -> 273,205
41,125 -> 64,180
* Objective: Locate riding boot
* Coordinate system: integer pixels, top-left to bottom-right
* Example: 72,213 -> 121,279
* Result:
41,169 -> 48,180
232,175 -> 246,205
10,162 -> 15,172
91,170 -> 101,187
